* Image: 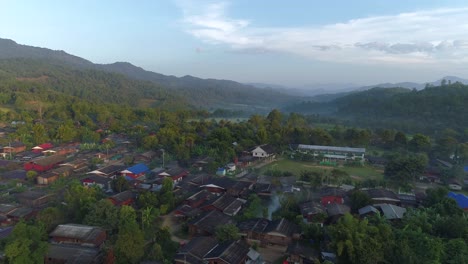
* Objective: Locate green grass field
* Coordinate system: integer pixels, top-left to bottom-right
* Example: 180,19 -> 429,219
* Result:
259,159 -> 384,181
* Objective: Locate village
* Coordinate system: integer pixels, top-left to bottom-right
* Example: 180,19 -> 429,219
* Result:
0,126 -> 467,264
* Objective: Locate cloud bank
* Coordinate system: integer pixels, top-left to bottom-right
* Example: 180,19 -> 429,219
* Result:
178,1 -> 468,65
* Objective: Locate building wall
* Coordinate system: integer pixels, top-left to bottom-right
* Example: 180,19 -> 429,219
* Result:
321,196 -> 344,206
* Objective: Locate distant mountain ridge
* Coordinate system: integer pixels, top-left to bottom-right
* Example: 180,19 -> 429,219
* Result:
0,37 -> 299,112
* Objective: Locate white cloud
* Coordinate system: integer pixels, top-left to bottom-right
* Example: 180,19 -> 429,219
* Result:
178,2 -> 468,65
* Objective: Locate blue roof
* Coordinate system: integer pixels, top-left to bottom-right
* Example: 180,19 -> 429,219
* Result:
448,192 -> 468,209
126,163 -> 149,174
464,166 -> 468,172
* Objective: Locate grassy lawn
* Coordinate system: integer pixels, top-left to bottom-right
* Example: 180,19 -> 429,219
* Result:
259,159 -> 384,181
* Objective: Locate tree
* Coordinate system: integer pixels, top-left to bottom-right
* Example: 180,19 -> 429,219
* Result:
384,154 -> 428,185
443,238 -> 468,264
328,214 -> 387,264
37,207 -> 65,232
84,199 -> 120,236
215,224 -> 240,242
32,123 -> 48,145
4,221 -> 48,264
409,134 -> 431,153
112,176 -> 130,193
114,206 -> 145,264
64,182 -> 100,222
349,190 -> 372,213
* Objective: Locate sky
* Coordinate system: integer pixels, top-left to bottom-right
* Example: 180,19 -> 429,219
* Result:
1,0 -> 468,87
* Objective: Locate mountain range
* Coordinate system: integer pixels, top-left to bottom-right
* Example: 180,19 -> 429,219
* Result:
0,38 -> 298,113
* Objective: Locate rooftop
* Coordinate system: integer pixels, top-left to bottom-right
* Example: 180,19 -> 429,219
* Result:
50,224 -> 104,242
297,144 -> 365,154
204,240 -> 250,264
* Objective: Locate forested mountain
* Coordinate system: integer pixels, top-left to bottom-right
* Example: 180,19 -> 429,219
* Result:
0,38 -> 298,112
285,84 -> 468,133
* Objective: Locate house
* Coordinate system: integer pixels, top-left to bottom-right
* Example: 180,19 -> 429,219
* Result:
263,218 -> 300,247
237,218 -> 270,244
188,210 -> 234,237
300,201 -> 325,223
31,143 -> 53,153
184,190 -> 215,208
108,190 -> 135,206
199,194 -> 245,216
225,163 -> 236,172
45,244 -> 102,264
49,224 -> 106,248
6,207 -> 35,222
16,190 -> 54,208
254,183 -> 272,196
135,150 -> 158,163
37,172 -> 59,185
398,193 -> 419,207
448,192 -> 468,211
174,236 -> 218,264
173,204 -> 202,219
87,164 -> 126,179
200,178 -> 251,197
60,159 -> 89,173
294,144 -> 365,161
286,242 -> 320,264
2,141 -> 26,154
82,175 -> 112,190
365,188 -> 400,205
191,157 -> 213,171
251,144 -> 275,159
0,204 -> 20,225
320,187 -> 346,206
216,167 -> 227,176
121,163 -> 149,180
24,154 -> 66,172
358,205 -> 380,218
325,203 -> 350,224
2,170 -> 27,181
203,240 -> 251,264
448,179 -> 463,190
374,204 -> 406,220
158,167 -> 189,183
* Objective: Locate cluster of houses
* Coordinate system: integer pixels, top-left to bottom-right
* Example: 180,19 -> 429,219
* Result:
1,136 -> 468,263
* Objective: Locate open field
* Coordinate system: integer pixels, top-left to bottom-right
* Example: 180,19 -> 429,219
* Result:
259,159 -> 384,181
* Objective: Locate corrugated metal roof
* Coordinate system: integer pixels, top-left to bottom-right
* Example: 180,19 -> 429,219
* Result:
297,144 -> 365,153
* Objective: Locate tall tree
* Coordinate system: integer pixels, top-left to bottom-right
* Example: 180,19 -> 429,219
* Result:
4,221 -> 48,264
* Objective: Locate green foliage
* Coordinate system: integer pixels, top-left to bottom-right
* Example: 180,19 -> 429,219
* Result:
348,190 -> 372,213
215,224 -> 240,242
114,206 -> 145,264
241,194 -> 263,220
4,221 -> 48,264
328,214 -> 389,264
384,154 -> 428,185
84,199 -> 120,236
36,207 -> 65,232
64,182 -> 101,222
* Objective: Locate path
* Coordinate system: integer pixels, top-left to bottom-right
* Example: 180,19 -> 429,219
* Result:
160,212 -> 185,243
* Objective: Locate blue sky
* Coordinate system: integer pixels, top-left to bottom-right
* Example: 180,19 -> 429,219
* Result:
1,0 -> 468,87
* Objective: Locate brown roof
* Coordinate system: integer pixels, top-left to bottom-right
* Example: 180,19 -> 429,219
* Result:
31,154 -> 66,166
109,190 -> 135,203
46,244 -> 100,263
177,236 -> 218,260
50,224 -> 104,242
189,210 -> 234,235
264,218 -> 299,237
204,240 -> 250,264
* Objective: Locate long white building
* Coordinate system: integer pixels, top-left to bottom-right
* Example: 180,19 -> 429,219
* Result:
295,144 -> 365,160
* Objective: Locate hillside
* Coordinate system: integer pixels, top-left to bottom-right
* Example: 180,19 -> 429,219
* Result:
284,85 -> 468,133
0,38 -> 299,112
